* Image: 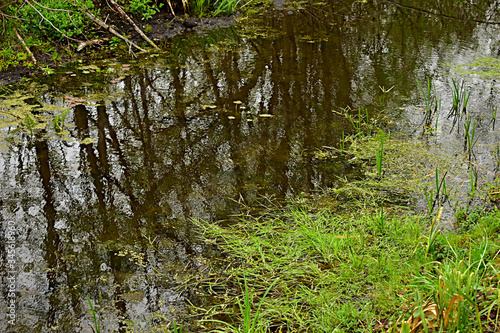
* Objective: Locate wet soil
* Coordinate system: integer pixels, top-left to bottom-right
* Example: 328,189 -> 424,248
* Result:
0,9 -> 238,86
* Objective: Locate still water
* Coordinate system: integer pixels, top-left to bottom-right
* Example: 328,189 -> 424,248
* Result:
1,0 -> 500,331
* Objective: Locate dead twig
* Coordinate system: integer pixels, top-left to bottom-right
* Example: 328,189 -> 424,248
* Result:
84,10 -> 146,53
108,0 -> 160,50
76,37 -> 110,52
13,27 -> 37,64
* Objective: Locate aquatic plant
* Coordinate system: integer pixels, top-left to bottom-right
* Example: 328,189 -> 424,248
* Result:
205,274 -> 279,333
416,78 -> 440,133
469,166 -> 478,200
375,129 -> 386,178
86,293 -> 102,333
448,78 -> 470,119
171,321 -> 183,333
341,106 -> 371,138
53,108 -> 70,133
339,131 -> 345,151
424,169 -> 449,215
378,85 -> 394,106
492,106 -> 497,130
464,115 -> 476,156
190,0 -> 243,16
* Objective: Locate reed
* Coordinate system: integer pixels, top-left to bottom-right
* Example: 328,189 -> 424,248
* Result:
86,293 -> 102,333
464,115 -> 476,156
492,106 -> 497,129
416,78 -> 440,132
449,78 -> 470,117
424,169 -> 449,214
376,136 -> 384,177
469,166 -> 478,200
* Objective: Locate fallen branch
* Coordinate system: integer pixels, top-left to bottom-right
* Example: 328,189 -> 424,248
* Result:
84,10 -> 146,53
108,0 -> 160,50
13,27 -> 37,64
165,0 -> 176,16
76,37 -> 110,52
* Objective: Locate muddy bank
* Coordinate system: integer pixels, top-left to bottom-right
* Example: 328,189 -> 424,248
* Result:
0,10 -> 238,86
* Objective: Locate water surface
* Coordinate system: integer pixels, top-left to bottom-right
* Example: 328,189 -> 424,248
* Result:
1,1 -> 500,331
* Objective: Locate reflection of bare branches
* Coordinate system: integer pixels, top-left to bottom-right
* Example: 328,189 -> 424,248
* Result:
384,0 -> 500,24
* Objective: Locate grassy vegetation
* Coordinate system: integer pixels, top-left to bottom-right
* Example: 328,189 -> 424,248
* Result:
191,126 -> 500,332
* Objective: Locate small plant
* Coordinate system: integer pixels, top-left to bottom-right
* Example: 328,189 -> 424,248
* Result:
109,37 -> 122,48
192,0 -> 211,17
375,129 -> 386,178
492,105 -> 497,129
492,144 -> 500,172
469,166 -> 478,200
464,115 -> 476,156
124,0 -> 163,20
424,169 -> 449,215
448,78 -> 470,118
424,207 -> 442,256
378,85 -> 394,106
172,321 -> 183,333
86,293 -> 102,333
339,131 -> 345,151
23,112 -> 37,136
343,107 -> 371,138
42,66 -> 55,74
416,78 -> 440,133
53,109 -> 70,133
206,275 -> 279,332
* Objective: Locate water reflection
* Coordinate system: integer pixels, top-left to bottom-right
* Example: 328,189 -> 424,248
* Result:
2,0 -> 500,331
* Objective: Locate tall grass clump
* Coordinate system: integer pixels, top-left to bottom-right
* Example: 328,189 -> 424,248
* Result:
397,208 -> 500,333
448,78 -> 470,121
195,203 -> 427,332
190,0 -> 243,16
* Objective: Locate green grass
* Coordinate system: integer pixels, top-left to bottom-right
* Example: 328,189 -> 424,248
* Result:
192,131 -> 500,332
87,293 -> 102,333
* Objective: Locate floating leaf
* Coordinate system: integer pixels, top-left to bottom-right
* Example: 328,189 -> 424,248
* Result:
80,137 -> 95,145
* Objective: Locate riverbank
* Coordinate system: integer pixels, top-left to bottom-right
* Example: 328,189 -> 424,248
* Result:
0,9 -> 240,86
189,130 -> 500,332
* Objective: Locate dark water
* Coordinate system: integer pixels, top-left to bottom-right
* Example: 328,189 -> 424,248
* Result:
1,0 -> 500,331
